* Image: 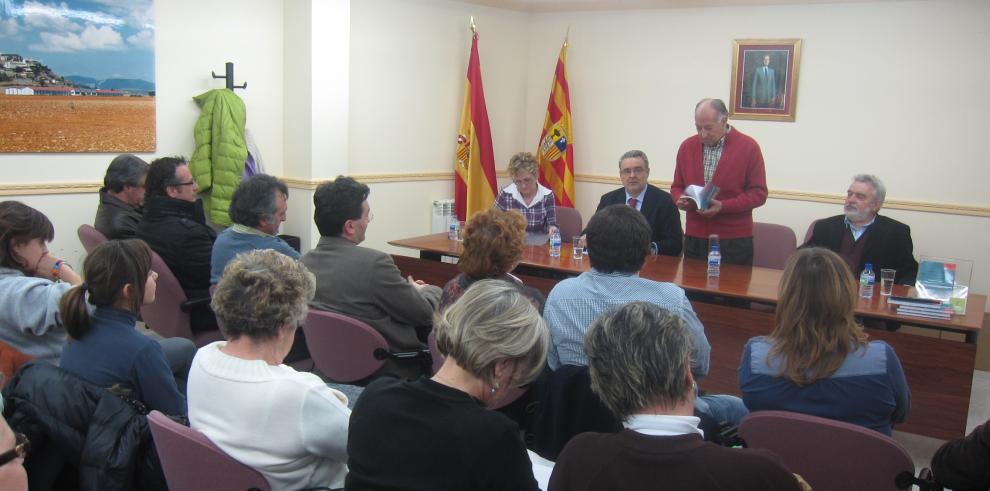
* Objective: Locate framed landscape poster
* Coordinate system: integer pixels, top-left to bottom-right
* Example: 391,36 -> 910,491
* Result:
729,38 -> 801,122
0,0 -> 155,152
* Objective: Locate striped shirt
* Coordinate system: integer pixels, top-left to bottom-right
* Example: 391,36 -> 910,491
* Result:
544,270 -> 711,378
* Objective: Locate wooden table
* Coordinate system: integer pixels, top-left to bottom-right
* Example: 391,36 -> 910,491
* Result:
391,233 -> 985,440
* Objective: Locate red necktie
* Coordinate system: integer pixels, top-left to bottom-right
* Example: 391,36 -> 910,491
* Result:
628,197 -> 638,208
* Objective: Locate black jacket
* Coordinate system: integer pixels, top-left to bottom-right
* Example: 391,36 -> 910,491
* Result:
2,362 -> 166,491
94,191 -> 142,239
597,184 -> 684,256
137,195 -> 216,298
804,214 -> 919,285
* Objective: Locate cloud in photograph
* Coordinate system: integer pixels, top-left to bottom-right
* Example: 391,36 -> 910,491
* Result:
126,28 -> 152,50
0,17 -> 18,36
30,23 -> 124,52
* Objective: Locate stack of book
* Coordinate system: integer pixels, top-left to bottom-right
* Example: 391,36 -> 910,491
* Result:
888,295 -> 954,320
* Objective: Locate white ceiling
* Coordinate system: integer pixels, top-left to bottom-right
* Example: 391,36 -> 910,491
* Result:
459,0 -> 902,13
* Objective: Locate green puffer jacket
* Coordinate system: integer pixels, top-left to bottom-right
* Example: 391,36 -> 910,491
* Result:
189,89 -> 247,226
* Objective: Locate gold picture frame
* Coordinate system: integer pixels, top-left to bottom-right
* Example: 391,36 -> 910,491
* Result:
729,38 -> 802,122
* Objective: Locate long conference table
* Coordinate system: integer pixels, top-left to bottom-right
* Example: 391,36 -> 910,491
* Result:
390,233 -> 986,440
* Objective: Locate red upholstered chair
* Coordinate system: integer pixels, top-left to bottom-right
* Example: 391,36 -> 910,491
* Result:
140,251 -> 222,347
739,410 -> 934,491
147,411 -> 270,491
752,222 -> 797,270
303,309 -> 430,384
555,207 -> 583,239
77,224 -> 108,254
803,219 -> 819,245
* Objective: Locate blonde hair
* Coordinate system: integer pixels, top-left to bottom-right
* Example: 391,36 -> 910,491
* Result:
507,152 -> 539,179
434,279 -> 548,389
768,247 -> 868,386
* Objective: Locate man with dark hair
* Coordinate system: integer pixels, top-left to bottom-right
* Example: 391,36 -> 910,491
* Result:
137,156 -> 218,331
94,154 -> 149,239
595,150 -> 683,256
672,98 -> 768,265
549,302 -> 802,491
301,176 -> 441,379
210,174 -> 298,284
544,205 -> 746,424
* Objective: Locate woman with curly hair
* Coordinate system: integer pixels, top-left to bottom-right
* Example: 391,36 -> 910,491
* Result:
494,152 -> 558,234
187,250 -> 349,490
738,247 -> 910,435
440,207 -> 545,313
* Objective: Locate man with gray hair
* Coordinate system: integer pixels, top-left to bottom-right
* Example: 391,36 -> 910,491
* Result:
94,154 -> 149,239
672,98 -> 768,265
595,150 -> 683,256
805,174 -> 918,284
210,174 -> 299,284
549,302 -> 802,490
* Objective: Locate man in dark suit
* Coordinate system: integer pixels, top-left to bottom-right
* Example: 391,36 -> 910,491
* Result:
596,150 -> 683,256
804,174 -> 918,284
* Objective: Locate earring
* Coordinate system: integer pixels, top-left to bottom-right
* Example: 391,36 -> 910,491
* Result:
490,382 -> 499,396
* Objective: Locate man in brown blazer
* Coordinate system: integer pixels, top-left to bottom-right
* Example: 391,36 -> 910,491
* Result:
301,176 -> 441,379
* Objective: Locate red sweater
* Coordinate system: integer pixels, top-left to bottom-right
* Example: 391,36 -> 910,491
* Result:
671,127 -> 768,239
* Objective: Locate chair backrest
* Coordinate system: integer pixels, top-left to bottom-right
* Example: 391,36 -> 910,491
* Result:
303,310 -> 389,383
555,207 -> 583,239
77,224 -> 108,254
739,410 -> 915,491
147,411 -> 270,491
140,252 -> 194,341
752,222 -> 797,269
803,219 -> 819,245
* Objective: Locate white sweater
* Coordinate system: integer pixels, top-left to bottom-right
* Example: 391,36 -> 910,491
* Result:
187,341 -> 350,490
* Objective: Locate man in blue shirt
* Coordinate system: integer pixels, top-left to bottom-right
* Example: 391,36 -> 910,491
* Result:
544,204 -> 746,424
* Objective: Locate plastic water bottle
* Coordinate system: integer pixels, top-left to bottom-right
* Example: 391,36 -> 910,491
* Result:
448,219 -> 460,241
549,230 -> 562,257
859,263 -> 876,299
707,243 -> 721,278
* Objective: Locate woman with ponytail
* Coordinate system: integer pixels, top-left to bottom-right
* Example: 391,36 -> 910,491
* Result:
59,239 -> 187,416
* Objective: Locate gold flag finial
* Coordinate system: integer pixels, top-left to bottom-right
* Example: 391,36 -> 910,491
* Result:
564,25 -> 570,47
470,16 -> 477,34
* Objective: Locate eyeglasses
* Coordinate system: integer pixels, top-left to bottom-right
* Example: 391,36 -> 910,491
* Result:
620,167 -> 647,176
0,433 -> 29,466
171,181 -> 196,187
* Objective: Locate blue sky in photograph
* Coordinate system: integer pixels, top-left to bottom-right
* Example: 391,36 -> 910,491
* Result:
0,0 -> 154,82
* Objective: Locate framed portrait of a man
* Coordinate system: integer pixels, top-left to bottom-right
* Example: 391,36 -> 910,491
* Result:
729,39 -> 802,122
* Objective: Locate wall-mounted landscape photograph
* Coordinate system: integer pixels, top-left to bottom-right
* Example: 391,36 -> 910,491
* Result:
0,0 -> 155,153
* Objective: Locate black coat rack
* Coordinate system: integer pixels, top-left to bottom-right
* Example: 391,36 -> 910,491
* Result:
212,62 -> 246,91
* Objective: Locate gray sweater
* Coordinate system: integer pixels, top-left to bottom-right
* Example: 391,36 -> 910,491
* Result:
0,267 -> 72,363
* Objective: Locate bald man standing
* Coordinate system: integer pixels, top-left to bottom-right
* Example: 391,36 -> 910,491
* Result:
671,98 -> 768,265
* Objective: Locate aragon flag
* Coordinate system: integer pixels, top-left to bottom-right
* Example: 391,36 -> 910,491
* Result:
536,39 -> 575,208
453,29 -> 497,222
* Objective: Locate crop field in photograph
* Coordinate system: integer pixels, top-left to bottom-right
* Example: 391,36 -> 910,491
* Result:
0,95 -> 155,153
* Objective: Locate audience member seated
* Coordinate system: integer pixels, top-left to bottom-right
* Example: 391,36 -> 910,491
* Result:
0,412 -> 28,491
94,154 -> 149,239
550,302 -> 802,491
346,280 -> 547,490
544,204 -> 746,424
210,174 -> 299,284
930,418 -> 990,490
137,156 -> 218,332
0,201 -> 82,363
804,174 -> 918,284
301,176 -> 440,379
440,208 -> 545,312
59,239 -> 192,416
739,247 -> 911,435
188,250 -> 349,491
596,149 -> 683,256
494,151 -> 558,234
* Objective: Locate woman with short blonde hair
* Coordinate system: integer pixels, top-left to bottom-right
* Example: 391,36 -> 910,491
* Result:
494,152 -> 558,234
347,280 -> 548,490
739,247 -> 911,435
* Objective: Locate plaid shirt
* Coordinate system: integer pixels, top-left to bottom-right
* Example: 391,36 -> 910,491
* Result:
702,126 -> 731,183
494,183 -> 557,233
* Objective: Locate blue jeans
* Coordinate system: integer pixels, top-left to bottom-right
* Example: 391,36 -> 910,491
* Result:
695,394 -> 748,426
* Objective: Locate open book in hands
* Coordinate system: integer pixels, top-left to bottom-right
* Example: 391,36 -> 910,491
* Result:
682,182 -> 720,210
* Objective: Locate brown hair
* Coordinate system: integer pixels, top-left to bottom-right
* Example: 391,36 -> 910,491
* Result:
60,239 -> 153,340
767,247 -> 868,386
0,201 -> 54,271
507,152 -> 539,179
457,208 -> 526,280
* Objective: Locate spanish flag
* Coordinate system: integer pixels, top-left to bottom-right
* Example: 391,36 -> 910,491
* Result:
537,39 -> 575,207
454,29 -> 497,222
